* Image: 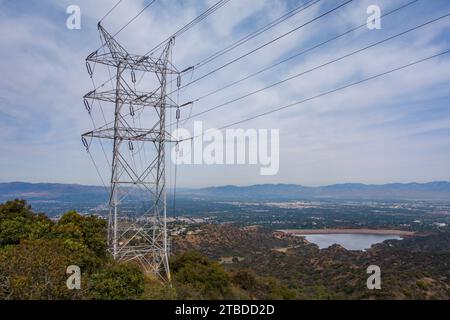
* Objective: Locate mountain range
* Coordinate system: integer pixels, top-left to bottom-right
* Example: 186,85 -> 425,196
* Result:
188,182 -> 450,200
1,181 -> 450,202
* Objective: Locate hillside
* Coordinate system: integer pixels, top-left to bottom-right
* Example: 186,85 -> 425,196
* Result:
1,199 -> 448,300
0,200 -> 296,300
173,224 -> 450,299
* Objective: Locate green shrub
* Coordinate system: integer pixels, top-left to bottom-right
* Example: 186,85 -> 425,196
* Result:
87,263 -> 145,300
171,251 -> 232,299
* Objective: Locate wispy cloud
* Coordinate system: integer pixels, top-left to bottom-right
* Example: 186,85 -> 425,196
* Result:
0,0 -> 449,187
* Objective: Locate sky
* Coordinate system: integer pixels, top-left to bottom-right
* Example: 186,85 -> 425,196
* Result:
0,0 -> 450,188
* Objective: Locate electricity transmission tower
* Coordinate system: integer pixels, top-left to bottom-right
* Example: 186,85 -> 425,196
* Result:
82,23 -> 181,281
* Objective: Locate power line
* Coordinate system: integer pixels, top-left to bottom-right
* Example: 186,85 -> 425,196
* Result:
100,0 -> 123,23
155,0 -> 320,93
90,0 -> 415,133
194,0 -> 322,69
137,0 -> 232,86
172,0 -> 231,38
90,0 -> 235,127
95,0 -> 157,52
172,0 -> 355,93
174,7 -> 446,126
112,0 -> 157,38
180,49 -> 450,142
144,0 -> 233,56
93,0 -> 418,131
159,0 -> 320,96
84,140 -> 109,193
92,0 -> 326,102
189,0 -> 419,103
92,0 -> 352,133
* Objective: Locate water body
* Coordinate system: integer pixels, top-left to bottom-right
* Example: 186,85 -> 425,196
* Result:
298,233 -> 403,251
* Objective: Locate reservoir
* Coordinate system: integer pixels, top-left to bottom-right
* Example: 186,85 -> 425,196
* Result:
297,233 -> 403,251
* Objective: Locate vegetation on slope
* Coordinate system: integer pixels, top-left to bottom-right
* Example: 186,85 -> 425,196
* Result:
1,199 -> 448,300
0,200 -> 292,300
173,223 -> 449,299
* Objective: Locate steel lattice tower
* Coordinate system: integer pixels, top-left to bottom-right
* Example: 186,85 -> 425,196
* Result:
82,23 -> 180,281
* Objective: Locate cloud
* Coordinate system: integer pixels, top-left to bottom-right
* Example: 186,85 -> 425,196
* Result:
0,0 -> 449,187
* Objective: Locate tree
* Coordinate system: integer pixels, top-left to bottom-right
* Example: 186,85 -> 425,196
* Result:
0,200 -> 116,300
142,277 -> 177,300
87,263 -> 145,300
231,269 -> 296,300
171,251 -> 233,299
53,211 -> 108,257
232,269 -> 258,291
0,239 -> 93,300
0,199 -> 32,220
0,199 -> 53,246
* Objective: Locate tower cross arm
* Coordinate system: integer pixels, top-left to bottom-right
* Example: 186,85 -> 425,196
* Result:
82,127 -> 180,143
86,24 -> 179,74
87,52 -> 179,74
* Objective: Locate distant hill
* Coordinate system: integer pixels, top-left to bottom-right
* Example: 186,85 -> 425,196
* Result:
1,181 -> 450,203
0,182 -> 109,203
185,182 -> 450,201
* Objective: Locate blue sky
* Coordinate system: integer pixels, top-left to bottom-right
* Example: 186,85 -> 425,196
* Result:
0,0 -> 450,187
